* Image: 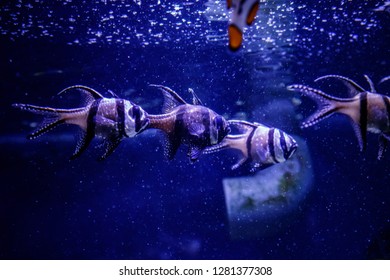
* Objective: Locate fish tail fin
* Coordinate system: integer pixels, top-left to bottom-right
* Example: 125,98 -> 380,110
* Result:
12,103 -> 82,139
287,84 -> 349,129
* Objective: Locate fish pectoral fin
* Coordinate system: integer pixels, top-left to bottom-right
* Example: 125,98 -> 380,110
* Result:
70,129 -> 95,160
246,1 -> 259,26
188,146 -> 203,163
99,136 -> 122,161
189,123 -> 205,136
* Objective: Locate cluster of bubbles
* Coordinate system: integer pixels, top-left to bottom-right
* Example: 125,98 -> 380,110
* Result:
0,0 -> 385,53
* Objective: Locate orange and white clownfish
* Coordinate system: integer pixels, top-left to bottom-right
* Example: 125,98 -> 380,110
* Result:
13,85 -> 149,160
227,0 -> 261,51
287,74 -> 390,160
204,120 -> 298,171
146,85 -> 230,162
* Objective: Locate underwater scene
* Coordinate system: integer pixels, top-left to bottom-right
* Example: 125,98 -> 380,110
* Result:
1,0 -> 390,260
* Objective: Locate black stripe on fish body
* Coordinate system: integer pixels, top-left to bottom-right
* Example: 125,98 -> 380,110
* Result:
359,92 -> 368,150
132,105 -> 142,133
268,128 -> 279,163
246,126 -> 256,162
71,99 -> 101,159
382,96 -> 390,127
115,99 -> 126,137
279,131 -> 289,160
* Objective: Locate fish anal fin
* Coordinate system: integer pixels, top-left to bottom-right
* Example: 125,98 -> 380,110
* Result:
246,1 -> 259,26
99,136 -> 122,161
350,120 -> 366,152
164,133 -> 181,160
70,129 -> 94,160
378,133 -> 390,160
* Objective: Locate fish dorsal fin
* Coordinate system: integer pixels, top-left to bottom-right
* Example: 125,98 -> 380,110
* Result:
150,84 -> 187,113
228,120 -> 257,134
107,89 -> 119,98
364,75 -> 376,93
188,88 -> 204,106
315,75 -> 366,97
57,85 -> 104,107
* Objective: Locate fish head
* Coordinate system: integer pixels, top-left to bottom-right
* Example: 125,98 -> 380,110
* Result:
210,115 -> 230,144
124,101 -> 149,136
274,130 -> 298,162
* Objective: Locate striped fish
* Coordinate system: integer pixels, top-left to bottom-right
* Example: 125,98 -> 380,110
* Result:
227,0 -> 262,51
287,74 -> 390,159
204,120 -> 298,171
146,85 -> 230,162
13,85 -> 149,160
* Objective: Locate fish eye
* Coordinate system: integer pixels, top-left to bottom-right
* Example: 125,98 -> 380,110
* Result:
131,106 -> 141,119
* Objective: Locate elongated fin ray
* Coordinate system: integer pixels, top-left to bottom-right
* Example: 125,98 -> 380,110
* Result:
364,75 -> 376,93
315,75 -> 366,97
149,84 -> 187,113
379,76 -> 390,85
188,88 -> 203,106
57,85 -> 104,107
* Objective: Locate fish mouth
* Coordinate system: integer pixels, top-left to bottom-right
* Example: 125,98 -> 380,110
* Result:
287,143 -> 298,159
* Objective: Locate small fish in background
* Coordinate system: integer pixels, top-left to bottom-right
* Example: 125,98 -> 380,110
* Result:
13,85 -> 149,160
374,1 -> 390,14
146,85 -> 230,162
227,0 -> 262,51
204,120 -> 298,171
287,74 -> 390,159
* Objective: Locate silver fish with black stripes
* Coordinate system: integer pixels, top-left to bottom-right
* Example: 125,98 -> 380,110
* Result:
287,74 -> 390,159
13,85 -> 149,160
146,84 -> 230,162
204,120 -> 298,171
